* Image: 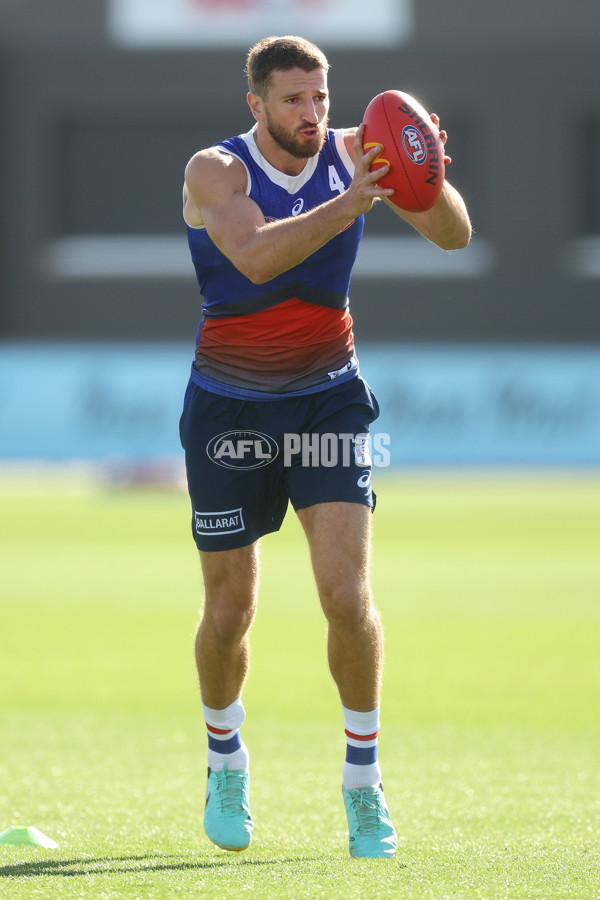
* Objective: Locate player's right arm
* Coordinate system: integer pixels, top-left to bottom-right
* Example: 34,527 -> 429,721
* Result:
184,144 -> 392,285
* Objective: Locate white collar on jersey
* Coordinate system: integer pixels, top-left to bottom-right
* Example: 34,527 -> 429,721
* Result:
242,125 -> 321,195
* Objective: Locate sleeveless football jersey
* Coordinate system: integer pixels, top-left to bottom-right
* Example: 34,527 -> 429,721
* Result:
185,126 -> 365,399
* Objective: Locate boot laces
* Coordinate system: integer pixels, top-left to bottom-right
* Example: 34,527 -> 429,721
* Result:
213,766 -> 248,818
351,789 -> 386,835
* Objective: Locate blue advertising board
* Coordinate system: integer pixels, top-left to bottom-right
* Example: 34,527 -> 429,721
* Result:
1,342 -> 599,466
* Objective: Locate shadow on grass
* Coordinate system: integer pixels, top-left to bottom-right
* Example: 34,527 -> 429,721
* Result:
0,852 -> 322,878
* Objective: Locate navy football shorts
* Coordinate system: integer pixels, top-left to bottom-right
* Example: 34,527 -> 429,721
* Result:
179,375 -> 380,551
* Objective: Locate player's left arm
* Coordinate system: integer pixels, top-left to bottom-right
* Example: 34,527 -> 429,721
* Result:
387,180 -> 472,250
344,119 -> 472,251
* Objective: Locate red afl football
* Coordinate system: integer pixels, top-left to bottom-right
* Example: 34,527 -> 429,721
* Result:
362,90 -> 445,212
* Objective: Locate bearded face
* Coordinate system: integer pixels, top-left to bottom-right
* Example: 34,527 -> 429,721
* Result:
263,105 -> 329,159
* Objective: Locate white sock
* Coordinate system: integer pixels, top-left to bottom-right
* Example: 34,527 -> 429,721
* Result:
342,705 -> 382,789
202,697 -> 249,772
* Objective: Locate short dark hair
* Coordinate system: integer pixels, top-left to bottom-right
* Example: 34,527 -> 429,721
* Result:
245,35 -> 329,98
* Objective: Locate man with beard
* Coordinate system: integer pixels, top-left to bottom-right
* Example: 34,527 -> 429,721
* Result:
180,35 -> 471,858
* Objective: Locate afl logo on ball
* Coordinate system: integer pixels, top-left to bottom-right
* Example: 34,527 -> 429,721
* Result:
401,125 -> 427,164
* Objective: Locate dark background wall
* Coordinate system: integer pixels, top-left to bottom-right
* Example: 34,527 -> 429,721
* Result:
1,0 -> 599,345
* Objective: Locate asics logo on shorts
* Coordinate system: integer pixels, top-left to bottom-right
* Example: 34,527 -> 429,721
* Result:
357,471 -> 372,489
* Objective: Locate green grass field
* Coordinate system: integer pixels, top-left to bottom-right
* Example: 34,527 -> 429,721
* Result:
1,468 -> 599,899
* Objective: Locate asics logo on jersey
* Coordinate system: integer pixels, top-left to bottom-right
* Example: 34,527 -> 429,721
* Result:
291,198 -> 304,215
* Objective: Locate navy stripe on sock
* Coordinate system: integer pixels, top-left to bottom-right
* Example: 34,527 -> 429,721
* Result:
208,733 -> 242,755
345,744 -> 378,766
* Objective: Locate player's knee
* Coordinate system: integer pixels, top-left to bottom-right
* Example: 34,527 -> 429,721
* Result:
320,581 -> 372,628
201,595 -> 256,643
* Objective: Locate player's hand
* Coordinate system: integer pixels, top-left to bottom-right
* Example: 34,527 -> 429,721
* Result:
347,124 -> 395,213
430,114 -> 452,165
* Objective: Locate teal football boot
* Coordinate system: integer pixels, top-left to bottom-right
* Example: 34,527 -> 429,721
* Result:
204,763 -> 253,851
343,784 -> 397,858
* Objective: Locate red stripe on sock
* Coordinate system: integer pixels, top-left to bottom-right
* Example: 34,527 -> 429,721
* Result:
206,723 -> 232,735
345,729 -> 379,742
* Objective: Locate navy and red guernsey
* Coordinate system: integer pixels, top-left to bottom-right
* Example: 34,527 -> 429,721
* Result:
185,126 -> 365,400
